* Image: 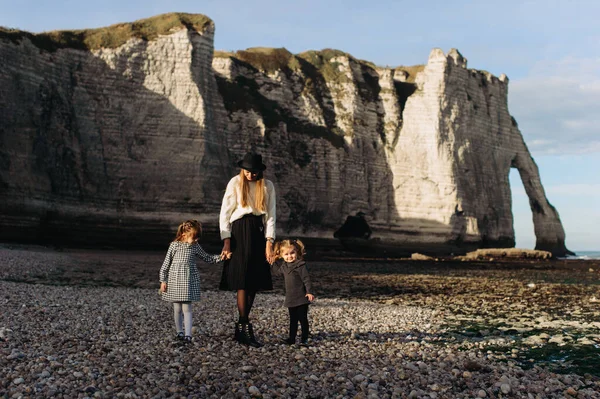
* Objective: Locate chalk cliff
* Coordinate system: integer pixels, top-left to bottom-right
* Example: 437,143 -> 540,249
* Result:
0,13 -> 569,255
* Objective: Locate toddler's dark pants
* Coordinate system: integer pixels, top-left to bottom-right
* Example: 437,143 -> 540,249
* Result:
288,304 -> 309,341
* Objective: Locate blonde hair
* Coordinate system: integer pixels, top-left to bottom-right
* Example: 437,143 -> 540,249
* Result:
238,169 -> 266,211
275,239 -> 306,260
174,220 -> 202,242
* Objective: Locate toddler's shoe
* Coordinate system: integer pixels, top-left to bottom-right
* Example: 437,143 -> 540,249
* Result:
174,332 -> 184,341
183,336 -> 193,345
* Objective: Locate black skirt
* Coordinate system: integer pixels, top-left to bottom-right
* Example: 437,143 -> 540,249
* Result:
219,214 -> 273,291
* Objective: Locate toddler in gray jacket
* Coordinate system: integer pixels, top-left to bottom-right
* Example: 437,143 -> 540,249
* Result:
272,239 -> 315,345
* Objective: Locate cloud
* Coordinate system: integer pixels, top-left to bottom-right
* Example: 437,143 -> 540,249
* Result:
509,57 -> 600,155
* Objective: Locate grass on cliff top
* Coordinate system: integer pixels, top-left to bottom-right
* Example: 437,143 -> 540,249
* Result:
394,65 -> 426,83
214,47 -> 305,74
0,12 -> 213,52
218,47 -> 302,73
216,47 -> 425,86
297,48 -> 350,65
216,47 -> 367,82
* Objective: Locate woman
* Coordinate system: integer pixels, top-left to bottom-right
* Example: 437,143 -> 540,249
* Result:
219,152 -> 276,347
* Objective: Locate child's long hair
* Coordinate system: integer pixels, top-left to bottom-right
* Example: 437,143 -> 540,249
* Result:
239,170 -> 266,211
275,239 -> 306,260
174,220 -> 202,242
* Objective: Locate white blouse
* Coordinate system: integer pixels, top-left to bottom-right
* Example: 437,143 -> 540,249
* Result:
219,175 -> 276,240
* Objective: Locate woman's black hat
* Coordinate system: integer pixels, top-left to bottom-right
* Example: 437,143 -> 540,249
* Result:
237,152 -> 267,172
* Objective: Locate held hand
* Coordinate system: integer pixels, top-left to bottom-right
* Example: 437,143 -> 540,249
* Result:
160,282 -> 167,293
306,293 -> 315,302
221,238 -> 232,260
266,241 -> 276,265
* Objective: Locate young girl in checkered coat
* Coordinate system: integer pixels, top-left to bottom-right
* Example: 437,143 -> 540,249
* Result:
159,220 -> 223,344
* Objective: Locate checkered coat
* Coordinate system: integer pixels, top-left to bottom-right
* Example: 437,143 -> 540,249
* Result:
159,241 -> 221,302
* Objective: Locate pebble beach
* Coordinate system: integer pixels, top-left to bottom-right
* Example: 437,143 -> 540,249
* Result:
1,244 -> 600,398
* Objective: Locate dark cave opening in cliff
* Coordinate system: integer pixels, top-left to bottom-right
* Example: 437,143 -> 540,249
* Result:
509,168 -> 536,249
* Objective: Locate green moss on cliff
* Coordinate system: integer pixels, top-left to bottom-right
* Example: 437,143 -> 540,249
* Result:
297,49 -> 352,85
0,13 -> 213,52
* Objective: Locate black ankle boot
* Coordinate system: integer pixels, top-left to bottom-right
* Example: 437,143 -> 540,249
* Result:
246,323 -> 262,347
239,323 -> 262,348
234,322 -> 243,341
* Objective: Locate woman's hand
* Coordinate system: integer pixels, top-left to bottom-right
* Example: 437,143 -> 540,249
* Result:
221,238 -> 232,260
160,282 -> 167,293
266,241 -> 276,264
305,293 -> 315,302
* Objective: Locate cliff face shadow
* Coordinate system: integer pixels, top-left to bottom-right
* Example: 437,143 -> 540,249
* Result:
214,55 -> 345,149
187,31 -> 232,211
393,80 -> 417,134
0,37 -> 220,248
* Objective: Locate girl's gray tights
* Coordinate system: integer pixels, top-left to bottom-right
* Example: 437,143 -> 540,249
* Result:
173,302 -> 192,337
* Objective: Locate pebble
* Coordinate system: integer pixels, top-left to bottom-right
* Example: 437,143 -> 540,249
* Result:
1,246 -> 599,399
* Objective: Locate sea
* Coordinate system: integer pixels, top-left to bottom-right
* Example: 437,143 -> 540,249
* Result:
562,250 -> 600,260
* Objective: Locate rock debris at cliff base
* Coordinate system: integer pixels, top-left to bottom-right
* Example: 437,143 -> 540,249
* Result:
1,245 -> 599,398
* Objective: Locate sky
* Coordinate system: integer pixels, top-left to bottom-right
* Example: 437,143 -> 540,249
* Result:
1,0 -> 598,251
